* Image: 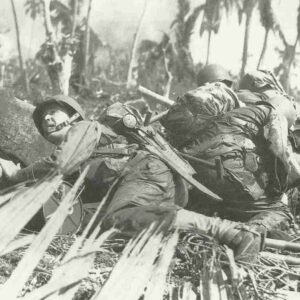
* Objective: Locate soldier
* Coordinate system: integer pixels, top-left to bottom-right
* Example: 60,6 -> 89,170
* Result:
0,95 -> 120,188
237,69 -> 292,106
237,70 -> 300,223
0,95 -> 125,189
97,102 -> 263,262
0,98 -> 263,262
161,64 -> 241,148
163,94 -> 300,236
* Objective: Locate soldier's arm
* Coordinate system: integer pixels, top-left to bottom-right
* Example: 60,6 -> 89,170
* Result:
287,150 -> 300,187
2,121 -> 102,184
264,111 -> 300,177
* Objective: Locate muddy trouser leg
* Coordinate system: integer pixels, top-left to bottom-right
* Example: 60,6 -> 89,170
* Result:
196,157 -> 295,240
247,206 -> 294,241
175,209 -> 262,262
102,205 -> 177,237
103,204 -> 262,262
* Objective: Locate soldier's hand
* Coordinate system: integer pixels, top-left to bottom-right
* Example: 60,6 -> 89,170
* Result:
0,159 -> 21,180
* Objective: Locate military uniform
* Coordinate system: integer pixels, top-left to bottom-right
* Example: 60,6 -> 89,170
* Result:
2,99 -> 264,262
237,70 -> 300,226
161,82 -> 239,148
176,104 -> 295,231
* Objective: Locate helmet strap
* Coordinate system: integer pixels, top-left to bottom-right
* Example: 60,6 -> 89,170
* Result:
47,113 -> 81,133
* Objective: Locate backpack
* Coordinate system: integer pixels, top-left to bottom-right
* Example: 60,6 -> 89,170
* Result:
161,82 -> 239,147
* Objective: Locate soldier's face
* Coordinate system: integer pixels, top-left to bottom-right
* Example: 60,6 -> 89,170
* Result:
41,104 -> 71,145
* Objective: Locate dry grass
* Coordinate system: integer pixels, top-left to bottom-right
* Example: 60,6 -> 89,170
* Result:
1,227 -> 300,299
0,129 -> 299,299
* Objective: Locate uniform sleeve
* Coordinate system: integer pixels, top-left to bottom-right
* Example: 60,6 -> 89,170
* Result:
264,110 -> 300,180
10,121 -> 102,183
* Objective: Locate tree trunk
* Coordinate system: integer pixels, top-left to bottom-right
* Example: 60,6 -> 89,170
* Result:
40,0 -> 76,95
71,0 -> 78,38
81,0 -> 93,90
126,0 -> 148,89
10,0 -> 29,94
240,3 -> 255,78
206,29 -> 212,65
162,44 -> 173,98
0,65 -> 5,88
0,89 -> 54,165
257,28 -> 269,69
285,34 -> 299,93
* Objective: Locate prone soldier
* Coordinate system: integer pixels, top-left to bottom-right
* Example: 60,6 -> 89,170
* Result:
162,64 -> 242,148
0,97 -> 264,262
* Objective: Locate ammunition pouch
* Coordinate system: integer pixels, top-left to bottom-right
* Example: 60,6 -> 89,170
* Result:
244,151 -> 260,173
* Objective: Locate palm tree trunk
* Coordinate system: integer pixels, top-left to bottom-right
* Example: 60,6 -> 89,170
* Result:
126,0 -> 148,89
286,34 -> 299,93
206,29 -> 212,65
162,43 -> 173,98
40,0 -> 76,95
240,3 -> 255,78
10,0 -> 29,94
41,0 -> 61,93
257,28 -> 269,69
81,0 -> 93,90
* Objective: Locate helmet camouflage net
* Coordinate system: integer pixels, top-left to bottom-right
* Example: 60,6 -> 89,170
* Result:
239,70 -> 283,93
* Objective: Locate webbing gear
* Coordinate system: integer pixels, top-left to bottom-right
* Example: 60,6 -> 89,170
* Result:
92,144 -> 139,157
179,152 -> 225,180
102,102 -> 223,202
136,128 -> 223,202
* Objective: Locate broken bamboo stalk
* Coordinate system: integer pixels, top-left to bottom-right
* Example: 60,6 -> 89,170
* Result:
260,252 -> 300,265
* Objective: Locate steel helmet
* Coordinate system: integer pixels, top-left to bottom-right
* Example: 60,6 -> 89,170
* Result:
33,95 -> 85,136
197,64 -> 233,87
239,70 -> 279,92
267,96 -> 297,128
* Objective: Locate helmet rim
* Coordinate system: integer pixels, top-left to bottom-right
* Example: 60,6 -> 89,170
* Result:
33,95 -> 85,136
197,64 -> 232,87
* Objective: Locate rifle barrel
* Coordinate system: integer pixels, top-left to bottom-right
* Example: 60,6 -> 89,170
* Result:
265,238 -> 300,252
180,152 -> 216,169
138,86 -> 175,107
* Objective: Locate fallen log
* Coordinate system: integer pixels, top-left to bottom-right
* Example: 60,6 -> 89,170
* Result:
0,89 -> 54,166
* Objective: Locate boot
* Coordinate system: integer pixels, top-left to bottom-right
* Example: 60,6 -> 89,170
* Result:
175,209 -> 263,262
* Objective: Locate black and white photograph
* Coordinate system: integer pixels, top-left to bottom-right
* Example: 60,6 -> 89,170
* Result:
0,0 -> 300,299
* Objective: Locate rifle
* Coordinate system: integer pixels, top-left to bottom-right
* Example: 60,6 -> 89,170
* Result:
138,86 -> 226,180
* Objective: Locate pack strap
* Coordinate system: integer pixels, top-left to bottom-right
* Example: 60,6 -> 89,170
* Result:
92,144 -> 139,157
